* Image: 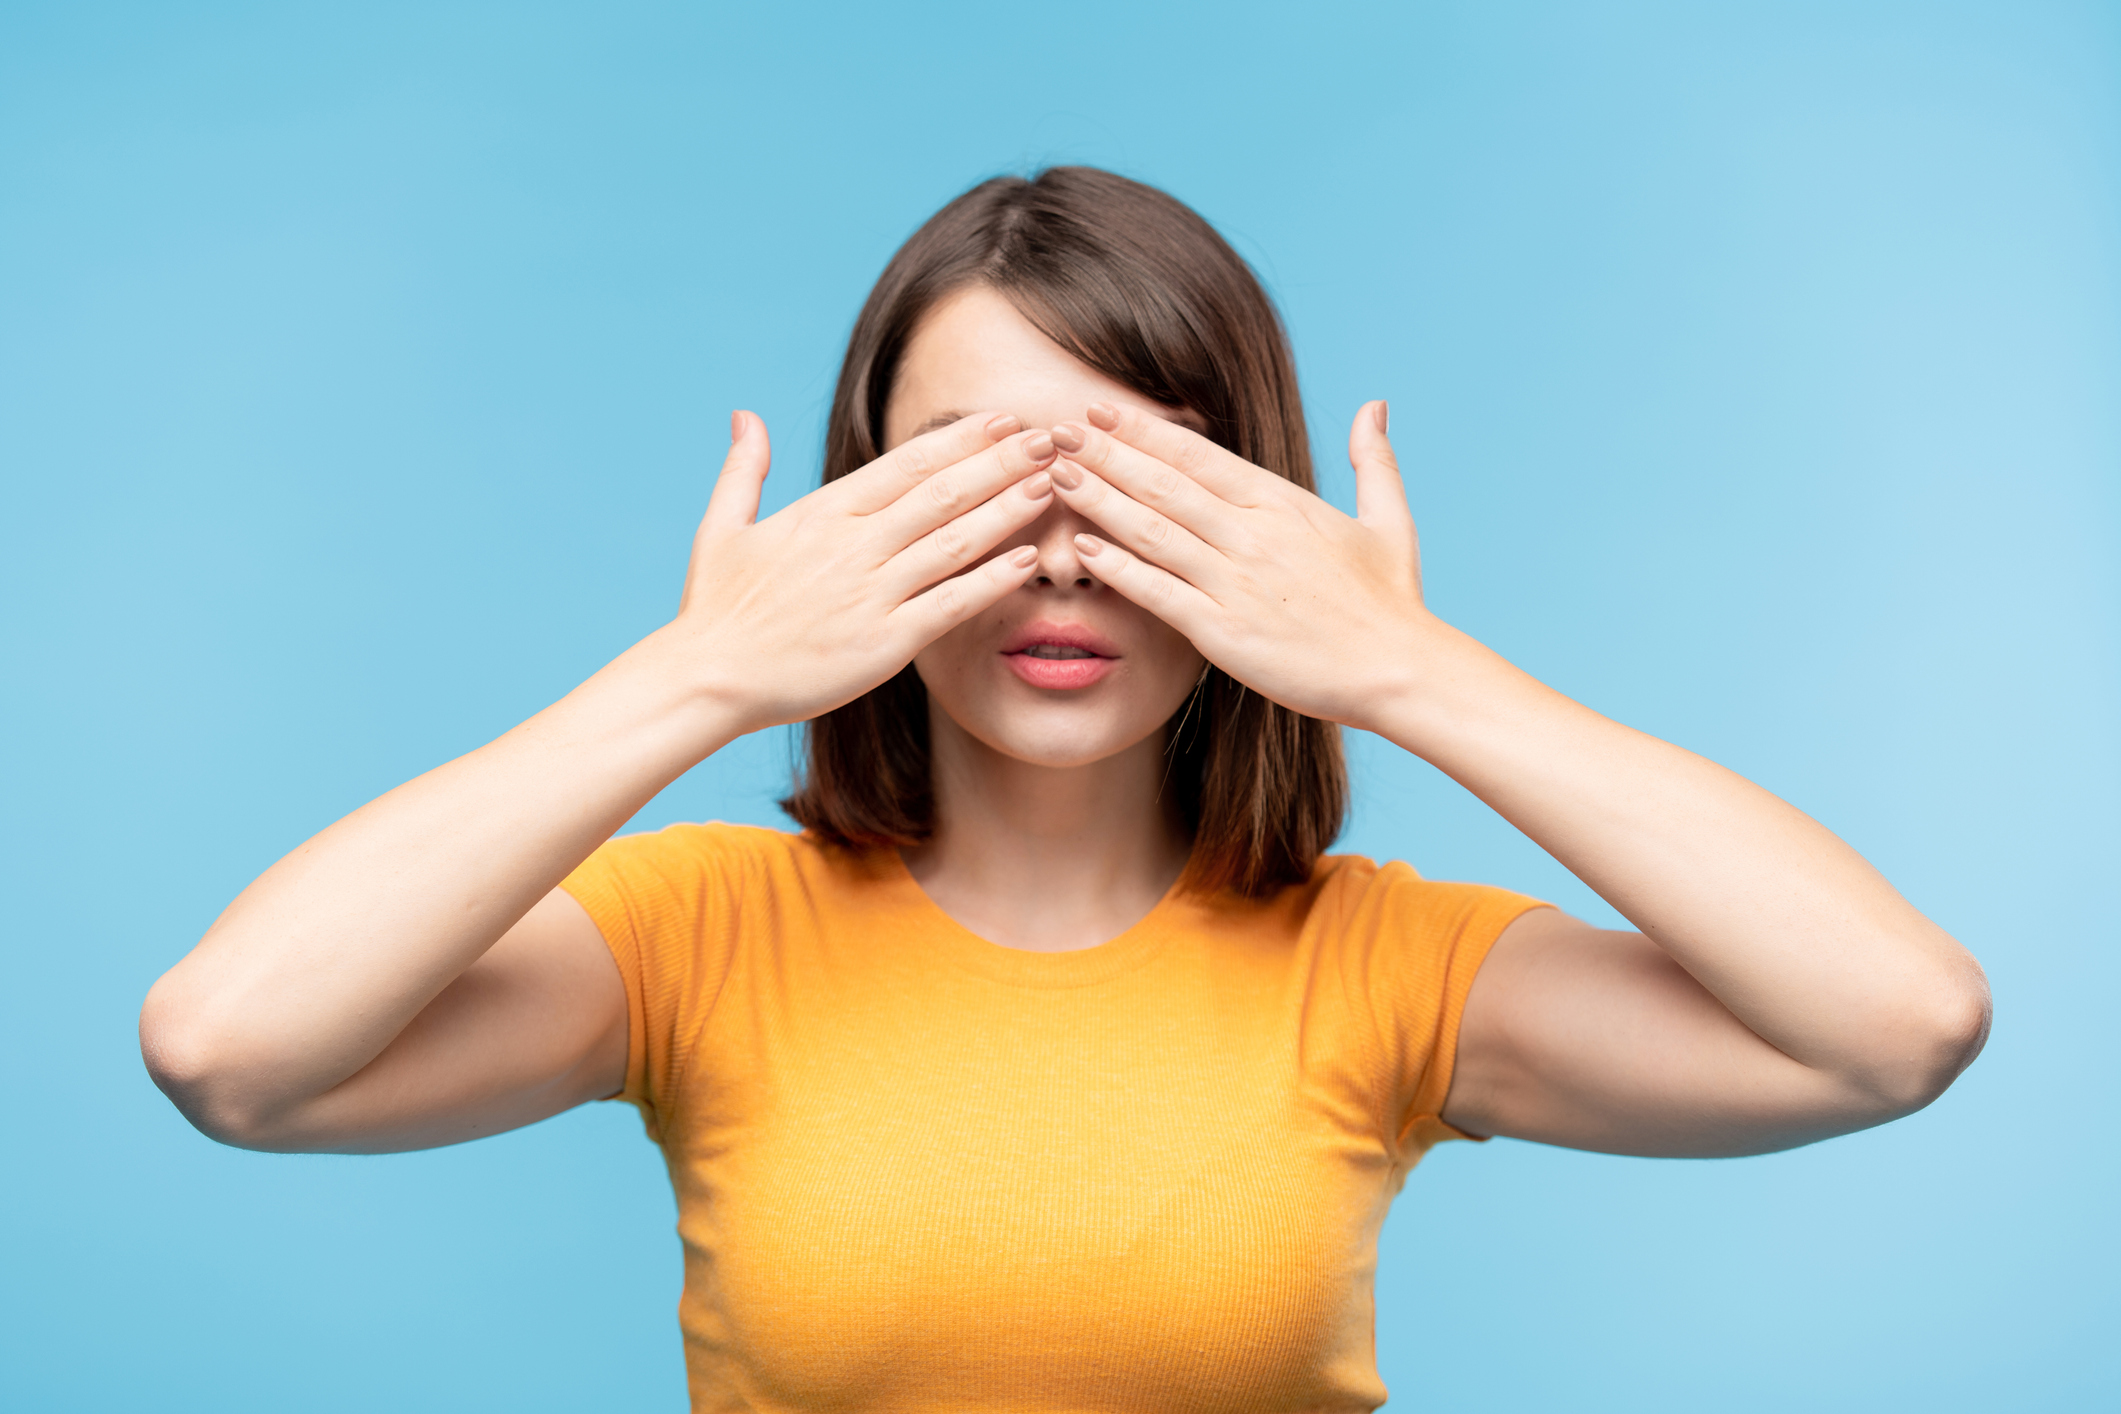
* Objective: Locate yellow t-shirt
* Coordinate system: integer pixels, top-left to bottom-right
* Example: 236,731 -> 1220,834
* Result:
561,822 -> 1543,1413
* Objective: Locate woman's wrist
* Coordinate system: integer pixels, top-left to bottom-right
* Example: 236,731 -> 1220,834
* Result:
548,623 -> 756,776
1358,611 -> 1551,767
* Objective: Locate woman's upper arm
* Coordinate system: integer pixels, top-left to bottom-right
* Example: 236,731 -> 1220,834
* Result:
1442,908 -> 1898,1157
244,887 -> 630,1154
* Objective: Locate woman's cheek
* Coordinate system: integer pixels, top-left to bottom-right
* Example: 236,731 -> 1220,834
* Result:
911,634 -> 992,734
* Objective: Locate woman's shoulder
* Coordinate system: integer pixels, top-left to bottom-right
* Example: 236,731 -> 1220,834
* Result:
1176,851 -> 1541,954
582,819 -> 892,890
1308,849 -> 1529,893
561,822 -> 897,966
1300,851 -> 1548,942
599,818 -> 799,857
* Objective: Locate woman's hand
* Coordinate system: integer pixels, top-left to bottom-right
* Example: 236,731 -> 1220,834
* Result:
1052,397 -> 1988,1158
1045,400 -> 1427,732
138,406 -> 1059,1154
669,409 -> 1059,736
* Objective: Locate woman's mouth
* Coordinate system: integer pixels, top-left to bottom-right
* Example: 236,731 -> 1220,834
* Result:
1000,622 -> 1119,690
1004,644 -> 1115,689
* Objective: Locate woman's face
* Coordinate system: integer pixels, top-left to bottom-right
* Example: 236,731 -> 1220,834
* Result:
885,285 -> 1208,769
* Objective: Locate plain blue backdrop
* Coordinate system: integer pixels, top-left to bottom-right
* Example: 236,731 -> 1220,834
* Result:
3,2 -> 2115,1409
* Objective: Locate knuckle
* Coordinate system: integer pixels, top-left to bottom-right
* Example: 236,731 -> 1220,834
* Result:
1146,465 -> 1181,502
931,523 -> 966,562
890,446 -> 930,481
930,578 -> 963,619
923,474 -> 965,513
1140,514 -> 1171,549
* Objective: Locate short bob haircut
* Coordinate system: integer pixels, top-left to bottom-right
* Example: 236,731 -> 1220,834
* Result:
782,166 -> 1346,898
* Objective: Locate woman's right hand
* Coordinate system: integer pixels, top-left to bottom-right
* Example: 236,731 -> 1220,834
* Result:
141,409 -> 1054,1154
663,410 -> 1058,736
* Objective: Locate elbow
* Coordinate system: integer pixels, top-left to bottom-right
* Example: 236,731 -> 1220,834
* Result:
1856,957 -> 1993,1118
139,977 -> 297,1151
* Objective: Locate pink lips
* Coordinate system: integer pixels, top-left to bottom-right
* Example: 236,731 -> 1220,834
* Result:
999,620 -> 1119,690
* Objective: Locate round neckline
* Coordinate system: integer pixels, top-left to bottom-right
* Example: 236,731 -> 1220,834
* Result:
884,849 -> 1187,989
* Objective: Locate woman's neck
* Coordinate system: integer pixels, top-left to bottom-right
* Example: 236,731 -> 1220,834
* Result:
900,708 -> 1191,953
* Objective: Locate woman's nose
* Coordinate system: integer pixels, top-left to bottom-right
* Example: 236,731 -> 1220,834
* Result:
1027,501 -> 1097,589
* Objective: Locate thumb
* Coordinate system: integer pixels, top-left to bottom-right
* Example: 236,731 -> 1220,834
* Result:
1349,399 -> 1413,533
700,410 -> 772,535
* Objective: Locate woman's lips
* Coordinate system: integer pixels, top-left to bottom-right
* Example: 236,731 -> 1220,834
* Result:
999,620 -> 1120,690
1004,650 -> 1115,690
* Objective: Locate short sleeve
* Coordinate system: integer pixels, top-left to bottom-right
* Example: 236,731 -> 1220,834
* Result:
559,822 -> 755,1143
1326,858 -> 1550,1160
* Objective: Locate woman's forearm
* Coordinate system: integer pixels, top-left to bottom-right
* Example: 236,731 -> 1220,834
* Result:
141,626 -> 738,1133
1372,615 -> 1990,1108
142,410 -> 1058,1145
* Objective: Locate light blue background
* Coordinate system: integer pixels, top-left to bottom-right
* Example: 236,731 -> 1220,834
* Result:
3,2 -> 2114,1409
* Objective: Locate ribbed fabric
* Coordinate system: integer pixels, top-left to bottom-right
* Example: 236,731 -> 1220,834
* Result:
561,823 -> 1544,1414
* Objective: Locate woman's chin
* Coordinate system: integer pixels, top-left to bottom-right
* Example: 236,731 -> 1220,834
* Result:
941,703 -> 1165,772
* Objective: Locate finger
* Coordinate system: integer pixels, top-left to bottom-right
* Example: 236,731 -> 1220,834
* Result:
863,427 -> 1059,553
1049,420 -> 1246,549
884,469 -> 1056,596
1348,400 -> 1414,534
700,410 -> 772,536
830,411 -> 1023,515
1048,459 -> 1223,588
1084,400 -> 1280,508
1070,532 -> 1218,634
890,544 -> 1042,648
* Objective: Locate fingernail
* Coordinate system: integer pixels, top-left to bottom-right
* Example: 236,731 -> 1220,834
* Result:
1049,423 -> 1085,454
1009,545 -> 1038,568
1073,533 -> 1104,556
1023,430 -> 1055,462
730,410 -> 744,443
1050,461 -> 1083,490
1086,402 -> 1120,430
985,412 -> 1022,439
1022,471 -> 1052,499
1374,400 -> 1389,434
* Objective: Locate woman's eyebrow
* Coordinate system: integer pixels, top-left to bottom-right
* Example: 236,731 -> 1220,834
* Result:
912,405 -> 1202,435
914,410 -> 968,435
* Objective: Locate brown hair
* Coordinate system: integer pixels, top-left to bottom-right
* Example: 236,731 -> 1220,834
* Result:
781,166 -> 1346,898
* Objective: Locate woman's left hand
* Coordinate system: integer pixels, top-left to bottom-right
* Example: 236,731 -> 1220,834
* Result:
1051,401 -> 1991,1162
1047,399 -> 1431,732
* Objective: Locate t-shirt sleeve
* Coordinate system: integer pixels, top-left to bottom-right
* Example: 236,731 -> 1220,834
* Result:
558,822 -> 753,1143
1333,859 -> 1550,1160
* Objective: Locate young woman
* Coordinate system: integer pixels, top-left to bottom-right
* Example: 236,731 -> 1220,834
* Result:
141,167 -> 1990,1411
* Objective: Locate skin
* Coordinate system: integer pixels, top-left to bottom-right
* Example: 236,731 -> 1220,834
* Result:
891,293 -> 1209,950
140,285 -> 1990,1161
